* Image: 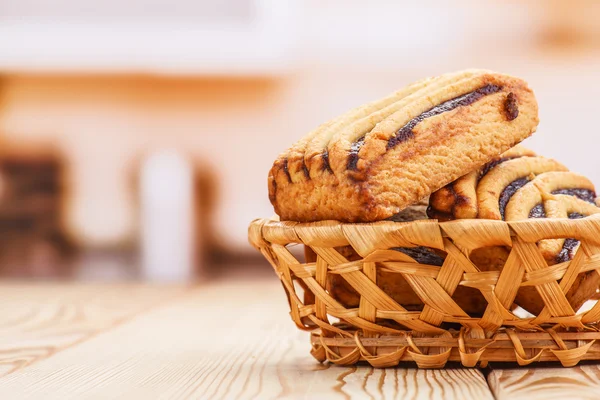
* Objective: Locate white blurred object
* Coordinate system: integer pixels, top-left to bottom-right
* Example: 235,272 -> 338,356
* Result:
140,150 -> 195,282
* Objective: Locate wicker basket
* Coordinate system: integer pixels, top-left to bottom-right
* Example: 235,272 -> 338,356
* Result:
248,215 -> 600,368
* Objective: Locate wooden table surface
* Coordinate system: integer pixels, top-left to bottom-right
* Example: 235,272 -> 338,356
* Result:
0,278 -> 599,399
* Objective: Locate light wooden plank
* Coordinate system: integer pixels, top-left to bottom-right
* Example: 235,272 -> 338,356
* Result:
488,365 -> 600,400
0,283 -> 184,377
0,279 -> 493,399
336,367 -> 492,400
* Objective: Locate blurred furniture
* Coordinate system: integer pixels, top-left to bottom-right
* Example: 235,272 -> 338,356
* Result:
0,143 -> 74,276
192,159 -> 225,274
0,278 -> 598,398
537,0 -> 600,49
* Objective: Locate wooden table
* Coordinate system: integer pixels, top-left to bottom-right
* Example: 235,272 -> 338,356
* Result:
0,278 -> 599,399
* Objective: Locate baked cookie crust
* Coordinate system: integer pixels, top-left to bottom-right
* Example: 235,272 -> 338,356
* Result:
269,70 -> 539,222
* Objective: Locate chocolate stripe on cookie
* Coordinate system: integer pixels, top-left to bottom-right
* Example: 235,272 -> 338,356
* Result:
529,204 -> 546,218
502,184 -> 594,220
499,177 -> 530,219
303,72 -> 464,177
347,136 -> 365,171
346,84 -> 503,170
504,92 -> 519,121
387,84 -> 502,150
479,156 -> 526,180
557,239 -> 580,263
479,157 -> 513,179
552,188 -> 596,203
321,150 -> 333,173
392,247 -> 445,266
282,158 -> 292,183
326,71 -> 485,175
556,212 -> 586,263
301,160 -> 310,179
477,157 -> 567,220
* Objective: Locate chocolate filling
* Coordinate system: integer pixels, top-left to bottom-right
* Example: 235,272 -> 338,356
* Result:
507,187 -> 593,221
479,157 -> 512,180
504,92 -> 519,121
347,136 -> 365,170
478,155 -> 530,182
387,84 -> 502,150
529,204 -> 546,218
282,158 -> 292,183
552,188 -> 596,204
301,160 -> 310,179
321,150 -> 333,173
392,246 -> 445,266
499,177 -> 530,219
555,212 -> 586,263
346,84 -> 502,171
556,239 -> 580,263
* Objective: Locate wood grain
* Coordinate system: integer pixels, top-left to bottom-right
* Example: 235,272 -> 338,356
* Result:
0,283 -> 184,377
0,279 -> 493,399
488,365 -> 600,400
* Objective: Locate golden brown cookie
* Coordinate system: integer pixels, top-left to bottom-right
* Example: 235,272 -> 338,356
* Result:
429,148 -> 600,261
428,147 -> 600,314
428,145 -> 537,220
269,70 -> 539,222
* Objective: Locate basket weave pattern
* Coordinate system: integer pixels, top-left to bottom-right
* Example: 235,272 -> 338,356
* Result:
249,215 -> 600,368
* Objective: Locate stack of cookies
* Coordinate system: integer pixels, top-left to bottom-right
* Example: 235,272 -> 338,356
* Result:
267,69 -> 600,316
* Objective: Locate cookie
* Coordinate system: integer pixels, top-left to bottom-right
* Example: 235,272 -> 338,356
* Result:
428,147 -> 600,314
269,70 -> 539,222
507,171 -> 600,262
429,148 -> 600,261
428,145 -> 537,220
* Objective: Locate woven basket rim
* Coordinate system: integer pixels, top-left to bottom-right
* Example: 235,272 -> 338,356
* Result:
249,214 -> 600,250
251,213 -> 600,231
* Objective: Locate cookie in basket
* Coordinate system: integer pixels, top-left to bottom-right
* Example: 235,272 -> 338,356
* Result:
269,69 -> 539,222
429,146 -> 600,314
304,204 -> 490,317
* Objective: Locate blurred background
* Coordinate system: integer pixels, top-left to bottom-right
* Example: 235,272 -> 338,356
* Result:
0,0 -> 599,281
